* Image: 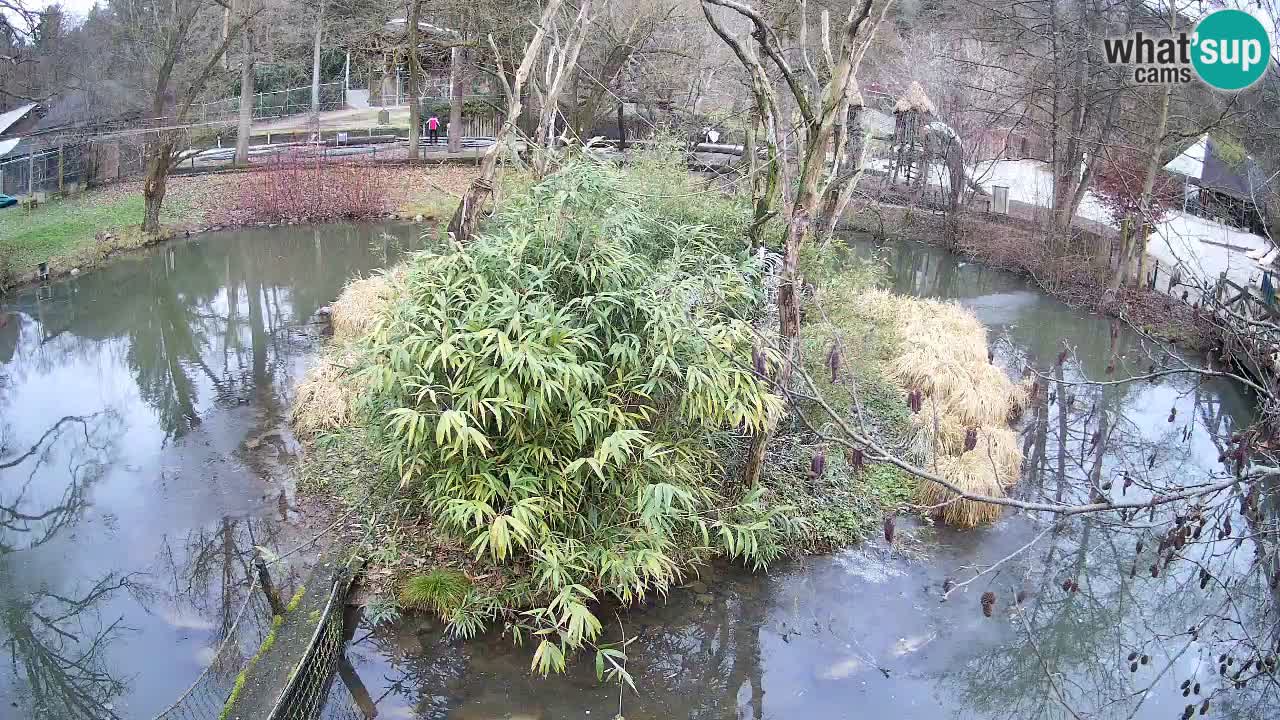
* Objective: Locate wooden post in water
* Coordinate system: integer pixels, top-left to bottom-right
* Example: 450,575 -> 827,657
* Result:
255,558 -> 285,616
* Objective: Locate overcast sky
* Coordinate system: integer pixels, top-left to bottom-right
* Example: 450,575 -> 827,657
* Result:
15,0 -> 1280,60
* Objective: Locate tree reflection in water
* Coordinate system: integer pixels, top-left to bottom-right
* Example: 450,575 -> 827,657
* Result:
1,410 -> 134,718
946,350 -> 1278,719
1,570 -> 144,719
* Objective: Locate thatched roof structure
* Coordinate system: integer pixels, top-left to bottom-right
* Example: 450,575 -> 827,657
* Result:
893,81 -> 936,115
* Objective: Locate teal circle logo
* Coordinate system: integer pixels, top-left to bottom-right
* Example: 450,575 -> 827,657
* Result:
1192,9 -> 1271,91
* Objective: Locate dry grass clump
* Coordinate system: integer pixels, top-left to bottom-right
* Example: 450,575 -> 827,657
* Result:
331,274 -> 392,342
291,355 -> 360,436
922,453 -> 1005,528
852,290 -> 1025,528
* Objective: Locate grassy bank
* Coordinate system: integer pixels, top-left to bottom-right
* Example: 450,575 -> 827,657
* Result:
0,190 -> 175,290
0,163 -> 478,293
290,155 -> 1026,677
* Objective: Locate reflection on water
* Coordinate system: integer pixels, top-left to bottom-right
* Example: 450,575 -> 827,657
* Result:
332,235 -> 1278,720
0,224 -> 421,718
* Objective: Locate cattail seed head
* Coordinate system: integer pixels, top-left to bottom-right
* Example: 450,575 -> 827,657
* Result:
964,427 -> 978,452
884,516 -> 895,543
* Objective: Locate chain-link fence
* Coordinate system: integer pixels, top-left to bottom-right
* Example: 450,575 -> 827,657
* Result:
151,576 -> 279,720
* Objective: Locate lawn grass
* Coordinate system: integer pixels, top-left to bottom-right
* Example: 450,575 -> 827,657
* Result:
0,185 -> 200,291
0,192 -> 142,270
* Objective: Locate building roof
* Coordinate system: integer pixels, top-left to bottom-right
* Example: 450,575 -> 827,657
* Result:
0,138 -> 18,158
0,103 -> 37,136
1165,134 -> 1270,203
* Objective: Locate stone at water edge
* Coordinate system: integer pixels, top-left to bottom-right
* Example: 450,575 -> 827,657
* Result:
414,214 -> 424,222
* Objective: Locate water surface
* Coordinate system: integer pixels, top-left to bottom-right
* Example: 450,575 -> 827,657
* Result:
0,223 -> 421,719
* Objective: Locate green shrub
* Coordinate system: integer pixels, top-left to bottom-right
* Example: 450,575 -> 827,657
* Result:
361,157 -> 798,666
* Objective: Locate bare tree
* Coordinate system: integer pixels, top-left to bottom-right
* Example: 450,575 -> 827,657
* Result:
109,0 -> 257,233
309,0 -> 328,135
703,0 -> 892,486
447,0 -> 594,242
233,0 -> 257,165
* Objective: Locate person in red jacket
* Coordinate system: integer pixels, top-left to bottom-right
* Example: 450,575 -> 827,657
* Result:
427,115 -> 441,145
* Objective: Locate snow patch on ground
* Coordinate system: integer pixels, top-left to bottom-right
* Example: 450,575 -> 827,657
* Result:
1147,212 -> 1270,289
867,156 -> 1272,288
970,159 -> 1272,288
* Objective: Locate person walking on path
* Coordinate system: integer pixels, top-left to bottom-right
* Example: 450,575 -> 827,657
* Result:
427,115 -> 441,145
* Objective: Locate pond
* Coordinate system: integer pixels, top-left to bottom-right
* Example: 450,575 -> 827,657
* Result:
0,227 -> 1272,720
0,223 -> 423,719
334,236 -> 1273,720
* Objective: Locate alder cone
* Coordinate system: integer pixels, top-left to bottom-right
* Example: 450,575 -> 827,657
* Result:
980,591 -> 996,617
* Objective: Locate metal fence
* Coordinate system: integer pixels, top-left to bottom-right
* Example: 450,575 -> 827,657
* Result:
268,570 -> 356,720
196,82 -> 347,123
151,576 -> 279,720
0,143 -> 87,197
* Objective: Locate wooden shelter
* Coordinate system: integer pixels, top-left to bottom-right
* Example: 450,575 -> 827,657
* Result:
890,81 -> 935,189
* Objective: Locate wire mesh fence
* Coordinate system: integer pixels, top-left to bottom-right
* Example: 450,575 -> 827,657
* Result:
196,82 -> 347,123
152,577 -> 278,720
0,143 -> 87,197
267,570 -> 355,720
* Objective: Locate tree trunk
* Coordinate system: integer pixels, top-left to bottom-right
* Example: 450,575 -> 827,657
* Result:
309,0 -> 326,136
380,53 -> 396,105
234,26 -> 255,166
406,0 -> 422,159
816,103 -> 866,243
616,99 -> 625,151
447,46 -> 465,153
1107,217 -> 1133,290
142,140 -> 173,234
1132,84 -> 1172,289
